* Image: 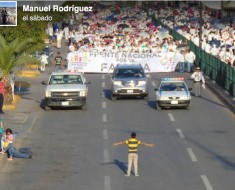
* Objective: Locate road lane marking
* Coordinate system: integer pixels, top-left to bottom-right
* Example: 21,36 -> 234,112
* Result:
103,113 -> 107,122
104,176 -> 111,190
103,129 -> 108,139
102,82 -> 105,88
102,101 -> 106,109
103,149 -> 110,163
187,148 -> 197,162
201,175 -> 213,190
101,91 -> 105,98
102,74 -> 105,80
168,113 -> 175,121
176,128 -> 185,138
151,81 -> 156,87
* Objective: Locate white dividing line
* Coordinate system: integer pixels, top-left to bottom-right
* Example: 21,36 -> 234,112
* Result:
104,176 -> 111,190
101,91 -> 105,98
187,148 -> 197,162
103,129 -> 108,140
176,128 -> 185,138
151,81 -> 156,87
102,82 -> 106,88
201,175 -> 213,190
103,113 -> 107,122
103,149 -> 110,163
168,113 -> 175,121
102,74 -> 105,80
102,101 -> 106,109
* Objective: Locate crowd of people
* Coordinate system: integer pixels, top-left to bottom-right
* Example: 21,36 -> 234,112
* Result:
156,1 -> 235,66
44,1 -> 235,71
46,2 -> 187,62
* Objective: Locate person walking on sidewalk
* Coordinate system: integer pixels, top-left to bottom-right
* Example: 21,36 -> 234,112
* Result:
0,77 -> 6,114
40,52 -> 48,72
185,49 -> 196,73
113,132 -> 155,177
191,67 -> 205,97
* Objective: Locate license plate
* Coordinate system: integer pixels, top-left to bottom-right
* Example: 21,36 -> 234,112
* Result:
62,101 -> 69,106
127,90 -> 133,93
171,100 -> 178,104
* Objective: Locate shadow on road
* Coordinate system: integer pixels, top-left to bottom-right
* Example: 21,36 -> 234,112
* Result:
101,159 -> 134,175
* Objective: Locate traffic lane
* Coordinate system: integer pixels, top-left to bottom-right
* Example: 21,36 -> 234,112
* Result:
170,99 -> 235,190
154,79 -> 235,190
0,74 -> 107,190
105,96 -> 206,189
110,130 -> 205,190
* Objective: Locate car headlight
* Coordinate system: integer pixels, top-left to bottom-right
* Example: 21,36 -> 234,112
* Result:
181,96 -> 191,100
45,91 -> 51,97
113,81 -> 122,85
157,95 -> 168,100
138,81 -> 146,85
80,90 -> 86,97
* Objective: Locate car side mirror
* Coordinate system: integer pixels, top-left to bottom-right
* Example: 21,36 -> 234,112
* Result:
154,88 -> 158,91
188,88 -> 192,91
41,81 -> 47,85
85,81 -> 91,85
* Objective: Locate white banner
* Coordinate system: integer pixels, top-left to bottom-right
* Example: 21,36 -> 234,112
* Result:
67,51 -> 180,73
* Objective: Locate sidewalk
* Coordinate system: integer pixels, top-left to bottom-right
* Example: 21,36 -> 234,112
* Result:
0,39 -> 68,163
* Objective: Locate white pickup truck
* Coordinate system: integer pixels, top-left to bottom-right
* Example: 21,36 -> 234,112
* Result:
42,71 -> 90,111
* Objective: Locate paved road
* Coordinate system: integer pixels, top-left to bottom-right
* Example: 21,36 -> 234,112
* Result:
0,67 -> 234,190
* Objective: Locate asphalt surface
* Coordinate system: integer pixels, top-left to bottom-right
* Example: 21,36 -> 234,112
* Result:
0,41 -> 234,190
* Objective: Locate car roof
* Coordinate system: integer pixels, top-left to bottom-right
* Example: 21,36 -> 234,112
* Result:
50,71 -> 83,76
160,77 -> 186,83
116,64 -> 143,69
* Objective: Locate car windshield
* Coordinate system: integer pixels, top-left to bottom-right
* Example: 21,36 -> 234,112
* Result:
115,68 -> 145,78
160,82 -> 186,91
49,75 -> 83,85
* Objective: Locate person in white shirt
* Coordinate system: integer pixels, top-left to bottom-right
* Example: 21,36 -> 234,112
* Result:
56,29 -> 63,49
191,67 -> 205,97
40,52 -> 48,72
185,49 -> 196,72
63,26 -> 69,41
178,50 -> 186,72
210,44 -> 219,56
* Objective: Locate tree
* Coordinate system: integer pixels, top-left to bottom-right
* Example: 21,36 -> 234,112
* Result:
0,34 -> 39,104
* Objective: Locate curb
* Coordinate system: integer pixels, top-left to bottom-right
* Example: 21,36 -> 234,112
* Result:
16,70 -> 40,78
25,64 -> 39,70
205,78 -> 235,114
3,95 -> 21,110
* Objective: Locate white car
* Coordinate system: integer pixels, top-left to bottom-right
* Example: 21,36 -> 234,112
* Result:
42,70 -> 90,111
155,78 -> 192,110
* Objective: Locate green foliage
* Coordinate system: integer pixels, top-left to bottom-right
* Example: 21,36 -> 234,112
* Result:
0,34 -> 39,76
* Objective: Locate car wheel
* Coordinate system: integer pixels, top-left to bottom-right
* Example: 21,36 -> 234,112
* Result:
186,103 -> 191,110
81,105 -> 87,110
45,106 -> 51,111
111,95 -> 117,100
144,95 -> 148,100
156,103 -> 162,110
